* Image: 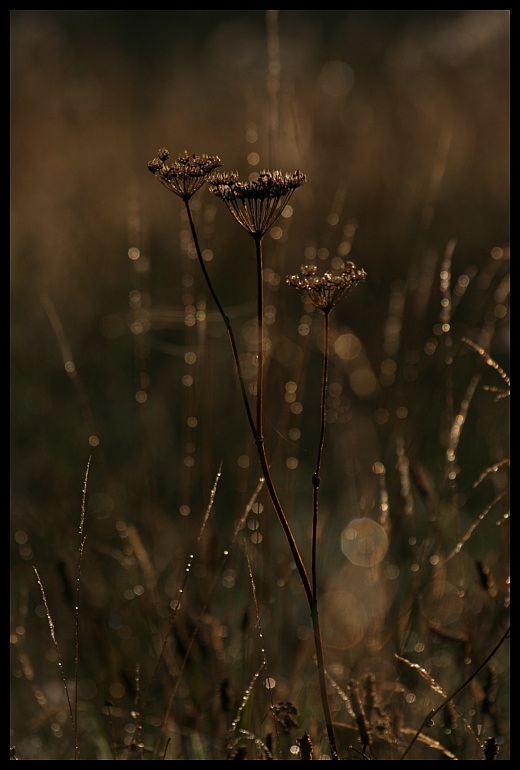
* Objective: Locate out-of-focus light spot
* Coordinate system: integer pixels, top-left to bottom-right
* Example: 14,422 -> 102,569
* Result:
135,391 -> 147,403
335,333 -> 361,361
187,416 -> 197,427
265,677 -> 276,690
184,456 -> 194,467
386,564 -> 400,580
286,457 -> 298,469
420,579 -> 464,626
88,435 -> 100,446
341,518 -> 388,566
222,569 -> 235,589
19,545 -> 33,560
290,402 -> 302,414
327,213 -> 339,226
128,247 -> 140,260
179,505 -> 190,516
373,408 -> 389,425
109,683 -> 125,700
319,60 -> 354,97
270,226 -> 283,240
64,361 -> 75,373
337,240 -> 352,257
182,374 -> 193,387
281,205 -> 293,218
350,368 -> 378,398
184,351 -> 197,365
289,427 -> 300,441
247,151 -> 259,166
238,455 -> 250,468
396,406 -> 408,419
202,249 -> 213,262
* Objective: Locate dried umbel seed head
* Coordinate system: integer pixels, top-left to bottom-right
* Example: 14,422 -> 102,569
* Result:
209,169 -> 306,239
286,260 -> 367,313
148,148 -> 222,201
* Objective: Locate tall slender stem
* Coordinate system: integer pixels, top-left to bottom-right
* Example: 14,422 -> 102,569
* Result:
184,208 -> 338,757
312,310 -> 330,601
185,200 -> 256,438
255,235 -> 264,439
184,202 -> 312,605
311,601 -> 338,759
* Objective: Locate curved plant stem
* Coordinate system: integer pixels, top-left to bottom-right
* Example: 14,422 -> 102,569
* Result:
184,203 -> 338,758
400,625 -> 510,759
184,201 -> 311,605
185,200 -> 257,439
254,235 -> 264,440
312,310 -> 330,602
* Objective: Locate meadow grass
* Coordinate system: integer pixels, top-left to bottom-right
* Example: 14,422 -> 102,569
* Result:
11,10 -> 509,760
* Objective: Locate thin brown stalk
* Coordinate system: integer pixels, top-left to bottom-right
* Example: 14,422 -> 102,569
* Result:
254,235 -> 265,439
152,477 -> 265,759
125,464 -> 222,758
74,456 -> 90,759
244,539 -> 282,759
184,201 -> 312,606
184,200 -> 257,438
400,625 -> 510,759
312,309 -> 330,601
183,183 -> 336,757
34,567 -> 79,758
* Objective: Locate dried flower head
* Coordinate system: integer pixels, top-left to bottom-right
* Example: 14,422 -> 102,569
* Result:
209,169 -> 306,238
286,261 -> 366,313
148,148 -> 222,201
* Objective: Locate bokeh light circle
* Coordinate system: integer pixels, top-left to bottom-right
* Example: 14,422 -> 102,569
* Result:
341,518 -> 388,567
420,579 -> 464,627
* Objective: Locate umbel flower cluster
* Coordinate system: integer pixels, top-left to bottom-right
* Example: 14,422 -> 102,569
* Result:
286,262 -> 367,313
148,148 -> 222,201
209,170 -> 306,238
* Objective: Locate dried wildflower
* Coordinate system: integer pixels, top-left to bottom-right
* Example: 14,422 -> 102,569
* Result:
148,148 -> 222,201
286,261 -> 366,313
209,169 -> 306,238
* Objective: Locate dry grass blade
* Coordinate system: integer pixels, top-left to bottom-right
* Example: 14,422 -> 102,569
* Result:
462,337 -> 510,391
33,567 -> 78,757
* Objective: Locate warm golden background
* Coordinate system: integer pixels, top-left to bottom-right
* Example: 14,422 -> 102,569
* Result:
11,11 -> 509,760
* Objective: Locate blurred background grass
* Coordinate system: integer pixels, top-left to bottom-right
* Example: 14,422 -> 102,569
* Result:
11,10 -> 509,759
